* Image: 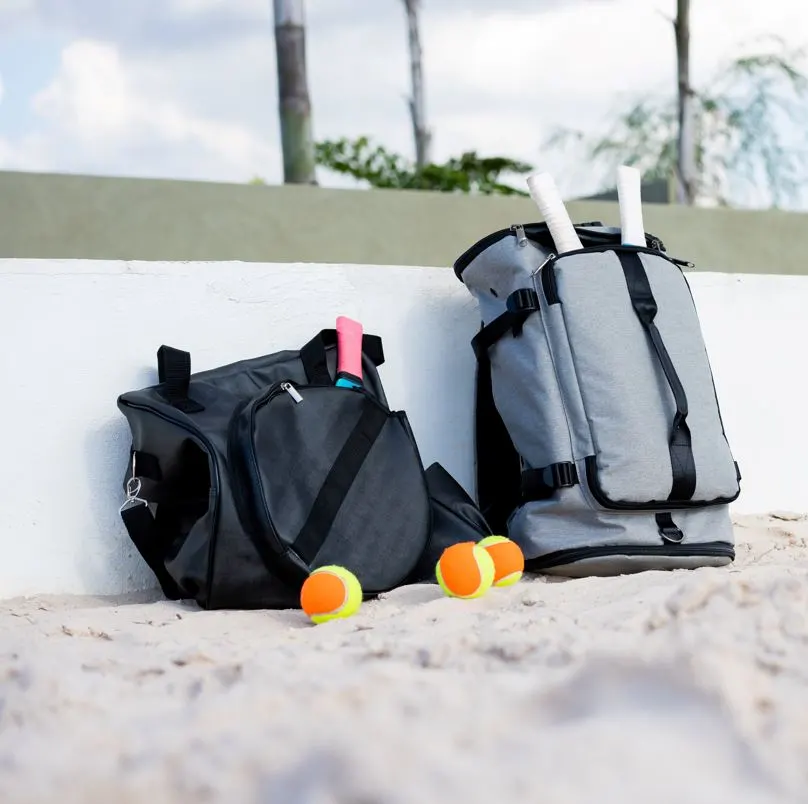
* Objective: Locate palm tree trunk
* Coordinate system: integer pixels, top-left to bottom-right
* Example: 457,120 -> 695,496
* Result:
675,0 -> 696,204
402,0 -> 431,168
273,0 -> 316,184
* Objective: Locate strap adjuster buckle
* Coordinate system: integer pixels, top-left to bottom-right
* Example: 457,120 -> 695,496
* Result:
548,462 -> 578,488
506,288 -> 540,336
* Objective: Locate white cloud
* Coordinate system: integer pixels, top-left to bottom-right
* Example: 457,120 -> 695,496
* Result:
24,39 -> 279,181
1,0 -> 807,201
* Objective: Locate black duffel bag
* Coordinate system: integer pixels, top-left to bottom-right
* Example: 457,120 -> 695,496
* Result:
116,328 -> 490,610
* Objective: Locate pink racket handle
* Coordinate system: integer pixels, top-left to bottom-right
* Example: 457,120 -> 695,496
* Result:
336,316 -> 363,386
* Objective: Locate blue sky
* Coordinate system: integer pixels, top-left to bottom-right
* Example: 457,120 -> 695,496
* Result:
1,0 -> 806,204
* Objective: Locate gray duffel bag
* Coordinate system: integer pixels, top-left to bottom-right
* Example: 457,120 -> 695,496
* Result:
454,221 -> 741,577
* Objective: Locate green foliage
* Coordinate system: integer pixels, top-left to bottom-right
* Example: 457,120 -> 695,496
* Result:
544,37 -> 808,208
314,136 -> 532,195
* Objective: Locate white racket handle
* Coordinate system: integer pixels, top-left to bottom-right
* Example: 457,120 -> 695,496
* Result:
526,172 -> 582,254
617,165 -> 646,246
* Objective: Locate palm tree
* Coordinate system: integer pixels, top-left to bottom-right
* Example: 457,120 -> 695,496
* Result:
273,0 -> 316,183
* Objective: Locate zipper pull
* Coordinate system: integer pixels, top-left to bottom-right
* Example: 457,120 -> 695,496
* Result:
670,257 -> 695,268
531,252 -> 556,277
511,224 -> 528,247
281,382 -> 303,403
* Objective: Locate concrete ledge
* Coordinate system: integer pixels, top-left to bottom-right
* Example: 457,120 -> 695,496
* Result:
1,259 -> 805,599
2,170 -> 808,273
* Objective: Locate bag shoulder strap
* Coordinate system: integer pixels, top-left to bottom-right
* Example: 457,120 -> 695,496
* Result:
474,334 -> 522,534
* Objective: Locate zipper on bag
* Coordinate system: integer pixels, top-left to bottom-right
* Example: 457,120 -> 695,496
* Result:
453,223 -> 665,280
527,541 -> 735,571
511,223 -> 528,247
281,382 -> 303,403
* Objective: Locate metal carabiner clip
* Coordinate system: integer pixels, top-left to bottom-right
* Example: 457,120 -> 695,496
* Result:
119,453 -> 149,513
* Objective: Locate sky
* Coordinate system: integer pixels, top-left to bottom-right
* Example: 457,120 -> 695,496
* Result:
0,0 -> 806,202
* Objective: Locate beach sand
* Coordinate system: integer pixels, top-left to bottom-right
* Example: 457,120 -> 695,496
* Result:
2,512 -> 807,804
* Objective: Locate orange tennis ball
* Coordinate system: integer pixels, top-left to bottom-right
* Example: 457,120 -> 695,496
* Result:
300,566 -> 362,624
478,535 -> 524,587
435,542 -> 495,599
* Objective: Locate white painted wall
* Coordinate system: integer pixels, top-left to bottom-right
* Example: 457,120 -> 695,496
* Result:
0,260 -> 804,600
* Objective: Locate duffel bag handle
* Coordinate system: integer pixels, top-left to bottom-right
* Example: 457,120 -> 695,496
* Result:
300,328 -> 384,385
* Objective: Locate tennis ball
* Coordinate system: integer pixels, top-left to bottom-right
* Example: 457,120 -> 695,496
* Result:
435,542 -> 495,599
300,565 -> 362,624
478,535 -> 524,587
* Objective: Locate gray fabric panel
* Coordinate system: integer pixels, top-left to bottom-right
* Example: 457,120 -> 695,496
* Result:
539,554 -> 733,578
489,314 -> 572,469
642,254 -> 740,499
461,234 -> 550,318
507,476 -> 734,560
553,251 -> 674,502
462,234 -> 571,470
539,296 -> 595,459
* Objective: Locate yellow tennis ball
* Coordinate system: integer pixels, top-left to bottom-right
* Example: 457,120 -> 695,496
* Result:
435,542 -> 495,599
300,565 -> 362,624
478,535 -> 524,587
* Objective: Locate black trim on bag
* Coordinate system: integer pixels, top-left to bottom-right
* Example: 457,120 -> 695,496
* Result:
453,224 -> 666,281
541,261 -> 560,305
526,541 -> 735,571
584,456 -> 740,510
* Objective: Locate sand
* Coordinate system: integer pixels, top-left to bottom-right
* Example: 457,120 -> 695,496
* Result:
1,512 -> 808,804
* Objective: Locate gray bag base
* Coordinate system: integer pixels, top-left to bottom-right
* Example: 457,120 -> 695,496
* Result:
456,222 -> 741,577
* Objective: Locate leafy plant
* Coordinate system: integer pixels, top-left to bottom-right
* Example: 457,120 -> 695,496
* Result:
544,37 -> 808,208
314,136 -> 532,196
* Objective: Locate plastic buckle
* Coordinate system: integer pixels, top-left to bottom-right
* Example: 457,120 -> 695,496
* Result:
506,288 -> 539,314
549,462 -> 578,489
506,288 -> 539,337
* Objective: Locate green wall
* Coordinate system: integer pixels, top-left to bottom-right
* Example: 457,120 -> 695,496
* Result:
1,169 -> 806,274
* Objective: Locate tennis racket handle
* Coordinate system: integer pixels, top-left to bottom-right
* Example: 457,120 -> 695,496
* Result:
526,172 -> 583,254
336,316 -> 363,384
617,165 -> 646,246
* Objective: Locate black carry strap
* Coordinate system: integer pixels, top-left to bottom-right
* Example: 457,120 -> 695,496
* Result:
292,399 -> 388,563
471,289 -> 540,359
474,341 -> 523,535
300,329 -> 385,386
618,252 -> 697,502
120,503 -> 184,600
521,462 -> 579,502
156,345 -> 205,413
